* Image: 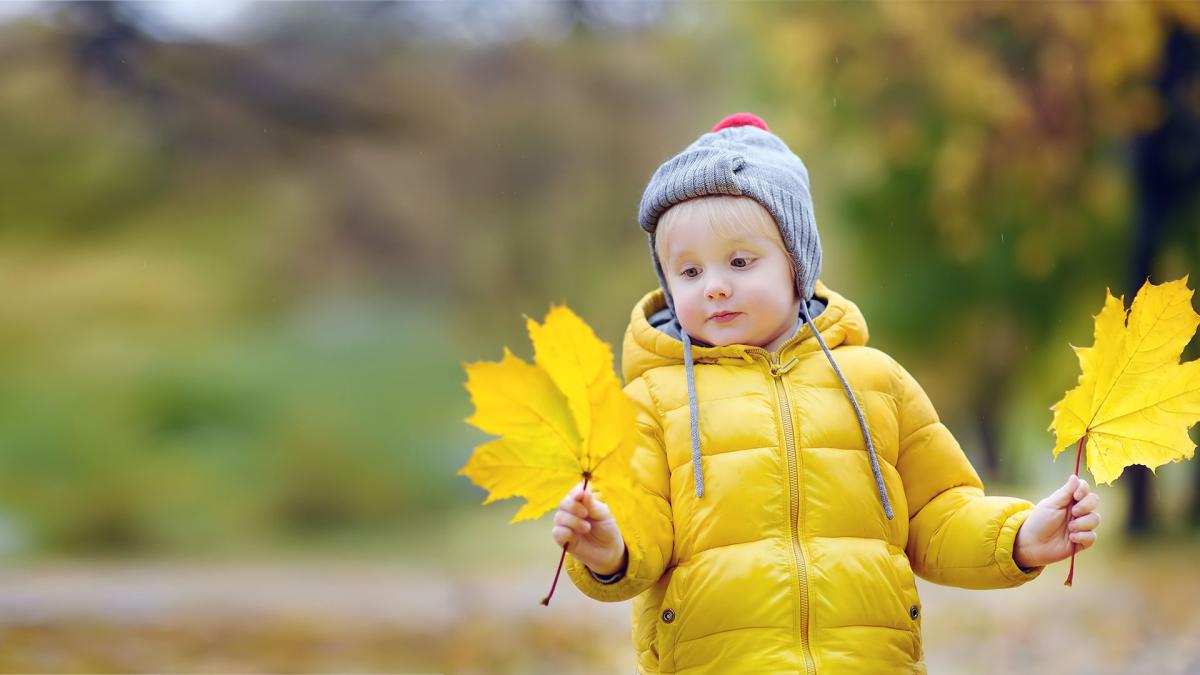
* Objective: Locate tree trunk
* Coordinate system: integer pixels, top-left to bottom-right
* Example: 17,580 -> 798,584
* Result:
974,369 -> 1006,482
1128,26 -> 1200,535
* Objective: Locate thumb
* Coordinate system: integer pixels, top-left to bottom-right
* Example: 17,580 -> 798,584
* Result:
1046,474 -> 1080,508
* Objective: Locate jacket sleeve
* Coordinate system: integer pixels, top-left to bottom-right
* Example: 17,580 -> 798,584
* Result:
565,376 -> 674,602
893,359 -> 1044,589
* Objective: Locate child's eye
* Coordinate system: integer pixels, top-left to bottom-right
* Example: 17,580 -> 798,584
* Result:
731,257 -> 752,268
681,267 -> 700,279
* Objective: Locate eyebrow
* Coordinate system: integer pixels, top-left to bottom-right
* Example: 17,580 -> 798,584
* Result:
668,240 -> 763,264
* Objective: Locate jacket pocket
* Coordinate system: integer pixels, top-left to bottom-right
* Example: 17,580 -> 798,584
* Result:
901,566 -> 923,663
632,576 -> 667,673
655,565 -> 687,673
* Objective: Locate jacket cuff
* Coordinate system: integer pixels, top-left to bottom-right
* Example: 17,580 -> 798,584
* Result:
567,522 -> 659,602
588,566 -> 626,584
995,506 -> 1044,584
566,552 -> 638,601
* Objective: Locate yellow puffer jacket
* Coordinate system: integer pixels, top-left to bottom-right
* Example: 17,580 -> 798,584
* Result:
566,283 -> 1043,674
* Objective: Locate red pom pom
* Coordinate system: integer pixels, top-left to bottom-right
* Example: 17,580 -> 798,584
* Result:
711,113 -> 770,133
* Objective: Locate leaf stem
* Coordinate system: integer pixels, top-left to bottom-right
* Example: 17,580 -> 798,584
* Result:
541,476 -> 589,606
1064,436 -> 1084,587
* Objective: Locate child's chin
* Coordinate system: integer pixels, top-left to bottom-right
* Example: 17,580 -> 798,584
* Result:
704,330 -> 749,347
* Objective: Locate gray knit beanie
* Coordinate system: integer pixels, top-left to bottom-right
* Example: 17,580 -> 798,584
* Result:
638,112 -> 822,313
634,113 -> 894,521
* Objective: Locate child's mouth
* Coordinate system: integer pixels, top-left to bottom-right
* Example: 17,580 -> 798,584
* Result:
710,312 -> 741,324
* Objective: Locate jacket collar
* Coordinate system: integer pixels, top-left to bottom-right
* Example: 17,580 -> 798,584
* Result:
621,281 -> 870,383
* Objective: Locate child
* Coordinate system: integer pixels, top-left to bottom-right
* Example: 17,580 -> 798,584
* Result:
550,113 -> 1101,674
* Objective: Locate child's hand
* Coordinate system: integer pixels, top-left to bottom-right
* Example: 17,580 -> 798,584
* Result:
1013,474 -> 1101,569
551,482 -> 627,576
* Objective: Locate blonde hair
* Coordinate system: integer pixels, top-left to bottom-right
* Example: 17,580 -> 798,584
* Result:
655,195 -> 789,269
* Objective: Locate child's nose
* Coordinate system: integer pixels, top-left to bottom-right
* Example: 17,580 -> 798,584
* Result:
705,276 -> 731,299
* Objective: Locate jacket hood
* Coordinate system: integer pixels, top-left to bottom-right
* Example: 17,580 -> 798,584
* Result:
621,280 -> 870,384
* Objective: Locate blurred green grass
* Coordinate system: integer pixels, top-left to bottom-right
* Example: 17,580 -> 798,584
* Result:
0,275 -> 480,556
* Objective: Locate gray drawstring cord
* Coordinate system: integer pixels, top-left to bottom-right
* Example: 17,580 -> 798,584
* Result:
677,301 -> 892,518
801,302 -> 894,520
681,329 -> 705,498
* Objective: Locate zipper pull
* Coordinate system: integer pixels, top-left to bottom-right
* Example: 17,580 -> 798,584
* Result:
769,356 -> 799,378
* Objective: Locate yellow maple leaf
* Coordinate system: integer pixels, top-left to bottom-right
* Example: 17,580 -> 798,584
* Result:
1050,277 -> 1200,485
459,305 -> 638,525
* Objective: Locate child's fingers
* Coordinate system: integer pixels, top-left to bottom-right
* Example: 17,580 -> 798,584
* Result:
1069,511 -> 1100,532
1071,492 -> 1100,517
582,490 -> 613,520
1070,530 -> 1097,549
1073,478 -> 1091,501
561,485 -> 579,509
559,485 -> 588,517
558,495 -> 587,519
554,509 -> 591,534
551,524 -> 575,548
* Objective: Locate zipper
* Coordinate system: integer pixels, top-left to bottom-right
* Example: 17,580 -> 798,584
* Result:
760,349 -> 815,675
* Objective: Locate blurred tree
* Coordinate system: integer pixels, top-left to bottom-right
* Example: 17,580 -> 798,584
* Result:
14,0 -> 1197,553
742,3 -> 1200,533
0,1 -> 727,553
1129,26 -> 1200,533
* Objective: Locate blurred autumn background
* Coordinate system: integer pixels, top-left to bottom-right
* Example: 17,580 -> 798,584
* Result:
1,1 -> 1200,673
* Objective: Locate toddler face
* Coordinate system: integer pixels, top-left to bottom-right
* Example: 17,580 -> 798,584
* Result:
659,200 -> 801,354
